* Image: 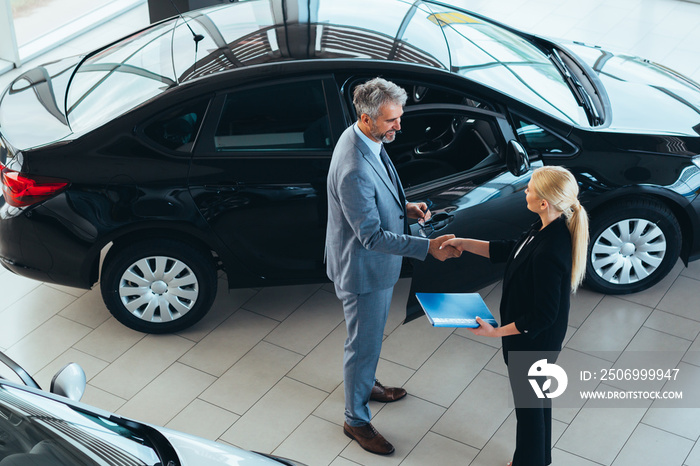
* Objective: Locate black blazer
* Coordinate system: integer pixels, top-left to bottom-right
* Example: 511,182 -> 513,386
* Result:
489,216 -> 572,364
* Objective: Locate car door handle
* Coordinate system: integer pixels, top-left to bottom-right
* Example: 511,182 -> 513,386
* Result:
203,184 -> 239,193
418,212 -> 454,236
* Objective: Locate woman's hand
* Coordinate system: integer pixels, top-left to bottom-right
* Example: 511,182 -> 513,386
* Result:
440,238 -> 490,258
440,238 -> 466,252
470,320 -> 520,338
469,316 -> 499,337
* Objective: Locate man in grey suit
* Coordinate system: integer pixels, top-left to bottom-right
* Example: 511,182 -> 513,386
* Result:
326,77 -> 459,455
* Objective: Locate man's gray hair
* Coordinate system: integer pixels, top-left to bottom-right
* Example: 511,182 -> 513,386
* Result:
353,77 -> 407,121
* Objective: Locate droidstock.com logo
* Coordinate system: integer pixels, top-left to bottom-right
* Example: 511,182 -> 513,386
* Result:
528,359 -> 568,398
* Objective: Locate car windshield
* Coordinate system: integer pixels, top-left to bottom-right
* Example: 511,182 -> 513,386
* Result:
421,4 -> 589,126
0,384 -> 162,465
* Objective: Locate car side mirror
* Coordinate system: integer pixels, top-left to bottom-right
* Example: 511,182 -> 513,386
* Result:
506,140 -> 530,176
50,363 -> 86,401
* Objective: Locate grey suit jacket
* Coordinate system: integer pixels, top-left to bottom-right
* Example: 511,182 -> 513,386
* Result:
325,125 -> 430,294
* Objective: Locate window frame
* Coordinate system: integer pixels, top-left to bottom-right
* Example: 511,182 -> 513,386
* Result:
391,104 -> 512,196
137,96 -> 213,153
511,112 -> 579,158
194,75 -> 341,158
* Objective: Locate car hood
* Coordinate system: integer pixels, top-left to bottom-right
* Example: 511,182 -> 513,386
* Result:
158,428 -> 290,465
0,56 -> 81,150
563,41 -> 700,136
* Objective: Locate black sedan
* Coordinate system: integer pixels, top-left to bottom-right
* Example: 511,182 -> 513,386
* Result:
1,0 -> 700,333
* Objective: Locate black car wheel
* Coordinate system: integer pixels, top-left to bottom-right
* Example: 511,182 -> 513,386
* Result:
100,239 -> 217,333
586,199 -> 681,294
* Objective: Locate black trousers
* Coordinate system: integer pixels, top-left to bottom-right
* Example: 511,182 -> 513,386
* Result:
507,355 -> 554,466
512,399 -> 552,465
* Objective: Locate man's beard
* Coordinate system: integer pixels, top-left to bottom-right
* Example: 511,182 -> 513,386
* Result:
371,128 -> 399,144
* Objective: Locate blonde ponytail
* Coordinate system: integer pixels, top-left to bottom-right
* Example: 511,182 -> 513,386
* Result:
568,201 -> 589,292
531,167 -> 590,292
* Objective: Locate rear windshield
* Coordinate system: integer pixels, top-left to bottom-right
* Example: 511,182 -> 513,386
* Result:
66,19 -> 180,134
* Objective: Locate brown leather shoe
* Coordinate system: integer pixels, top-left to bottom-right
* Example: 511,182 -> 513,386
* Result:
343,422 -> 395,455
370,380 -> 407,402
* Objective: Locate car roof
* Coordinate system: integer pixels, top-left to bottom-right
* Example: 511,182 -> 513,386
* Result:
173,0 -> 455,83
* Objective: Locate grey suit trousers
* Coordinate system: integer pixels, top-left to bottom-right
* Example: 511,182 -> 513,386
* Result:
334,283 -> 393,426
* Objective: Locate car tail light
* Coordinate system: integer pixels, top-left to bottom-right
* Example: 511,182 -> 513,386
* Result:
0,163 -> 69,207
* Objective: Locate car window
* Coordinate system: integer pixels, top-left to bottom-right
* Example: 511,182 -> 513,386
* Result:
67,18 -> 180,134
214,80 -> 331,152
403,83 -> 494,111
387,111 -> 503,189
514,116 -> 577,157
143,99 -> 210,152
342,76 -> 494,114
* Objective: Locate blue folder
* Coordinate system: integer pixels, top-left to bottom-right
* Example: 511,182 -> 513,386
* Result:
415,292 -> 498,328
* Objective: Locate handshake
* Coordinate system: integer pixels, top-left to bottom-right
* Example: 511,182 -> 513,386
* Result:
428,234 -> 462,262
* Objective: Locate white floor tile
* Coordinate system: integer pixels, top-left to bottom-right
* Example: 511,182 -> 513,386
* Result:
116,362 -> 217,426
432,370 -> 513,449
264,289 -> 345,355
273,416 -> 351,466
89,333 -> 194,399
379,317 -> 453,370
219,377 -> 327,452
0,284 -> 76,346
658,276 -> 700,321
178,309 -> 279,377
199,341 -> 303,415
166,399 -> 240,442
556,406 -> 648,465
401,431 -> 479,466
566,296 -> 653,360
611,423 -> 693,466
6,315 -> 93,374
404,334 -> 497,408
57,287 -> 111,329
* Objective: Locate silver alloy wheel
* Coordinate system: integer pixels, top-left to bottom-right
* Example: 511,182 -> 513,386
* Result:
591,218 -> 666,285
118,256 -> 199,323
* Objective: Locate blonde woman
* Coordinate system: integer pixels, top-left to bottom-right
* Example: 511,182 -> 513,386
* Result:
441,165 -> 588,466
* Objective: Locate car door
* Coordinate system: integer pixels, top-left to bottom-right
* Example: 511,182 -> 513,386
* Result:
188,76 -> 344,283
385,104 -> 538,321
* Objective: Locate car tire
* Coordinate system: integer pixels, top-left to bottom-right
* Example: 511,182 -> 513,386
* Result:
100,239 -> 217,333
585,199 -> 681,295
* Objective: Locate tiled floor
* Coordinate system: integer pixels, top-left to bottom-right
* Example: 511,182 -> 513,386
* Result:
2,1 -> 700,465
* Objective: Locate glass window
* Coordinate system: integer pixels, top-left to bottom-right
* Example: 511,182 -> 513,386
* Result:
514,117 -> 577,157
343,76 -> 495,119
10,0 -> 112,48
215,80 -> 331,151
66,18 -> 180,134
388,111 -> 503,189
143,99 -> 210,152
317,0 -> 450,68
420,5 -> 590,127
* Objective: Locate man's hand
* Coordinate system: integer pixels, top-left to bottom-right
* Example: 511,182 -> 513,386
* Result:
428,234 -> 461,261
406,202 -> 431,223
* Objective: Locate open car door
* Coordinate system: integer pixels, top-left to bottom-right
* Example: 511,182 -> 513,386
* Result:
384,104 -> 536,323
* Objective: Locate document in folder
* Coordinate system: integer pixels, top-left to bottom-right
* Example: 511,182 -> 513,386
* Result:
415,292 -> 498,328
